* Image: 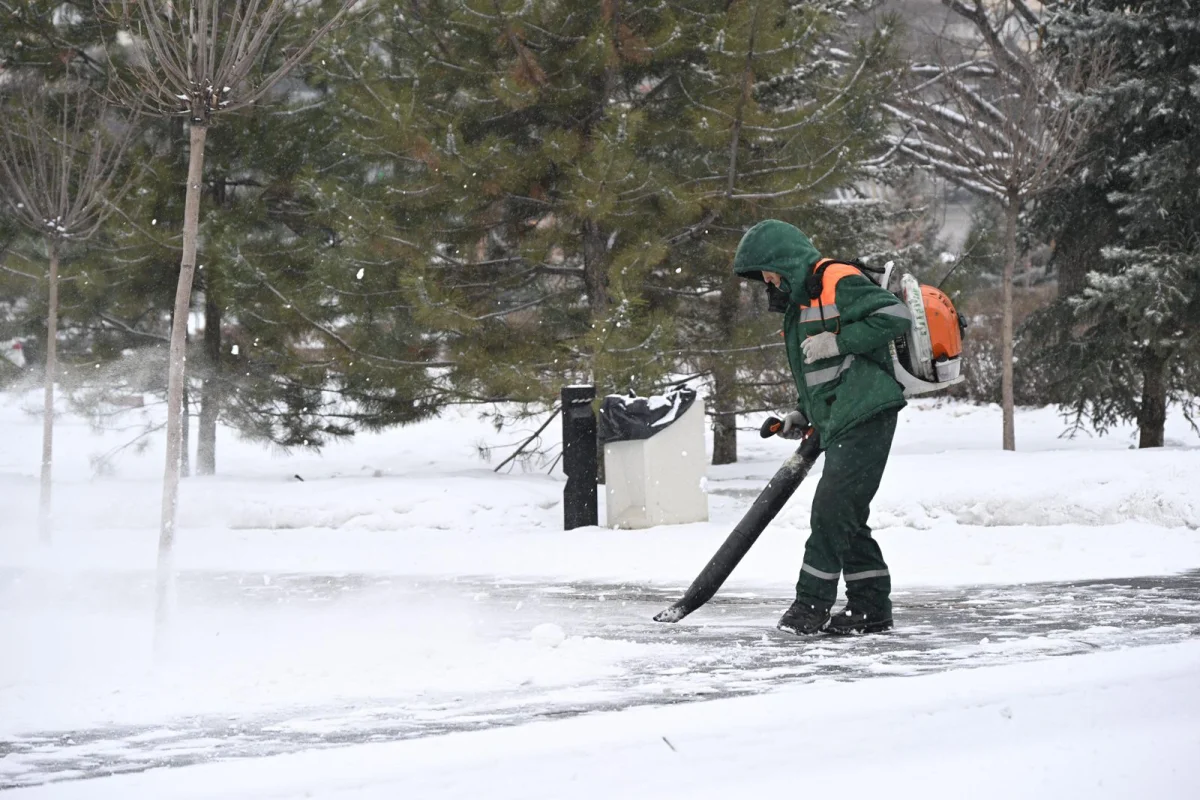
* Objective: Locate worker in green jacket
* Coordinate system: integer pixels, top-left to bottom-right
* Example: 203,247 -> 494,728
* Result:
733,219 -> 912,635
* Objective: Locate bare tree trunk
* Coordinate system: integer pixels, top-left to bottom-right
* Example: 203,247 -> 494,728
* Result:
711,271 -> 742,465
1054,188 -> 1118,299
710,381 -> 737,464
1001,197 -> 1018,451
39,241 -> 59,544
709,4 -> 760,465
156,123 -> 208,644
181,382 -> 190,478
581,220 -> 609,319
198,290 -> 220,475
581,219 -> 609,484
726,1 -> 760,195
1137,348 -> 1167,448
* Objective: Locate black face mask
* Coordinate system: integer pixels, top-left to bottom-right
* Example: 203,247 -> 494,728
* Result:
766,282 -> 790,314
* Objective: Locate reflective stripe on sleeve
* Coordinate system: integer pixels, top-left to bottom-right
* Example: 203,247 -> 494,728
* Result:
804,355 -> 855,387
844,568 -> 890,581
801,563 -> 840,581
799,304 -> 839,323
869,303 -> 911,320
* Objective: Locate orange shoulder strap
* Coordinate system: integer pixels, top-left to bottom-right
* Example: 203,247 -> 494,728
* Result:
803,259 -> 864,308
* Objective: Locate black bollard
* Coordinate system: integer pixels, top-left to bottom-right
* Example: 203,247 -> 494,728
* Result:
561,385 -> 598,530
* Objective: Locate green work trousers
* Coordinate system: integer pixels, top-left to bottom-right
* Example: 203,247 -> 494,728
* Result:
795,410 -> 896,615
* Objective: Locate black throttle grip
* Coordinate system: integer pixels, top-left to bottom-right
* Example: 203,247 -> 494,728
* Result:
760,416 -> 784,438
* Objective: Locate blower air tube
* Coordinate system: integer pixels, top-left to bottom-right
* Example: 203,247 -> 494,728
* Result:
654,434 -> 823,623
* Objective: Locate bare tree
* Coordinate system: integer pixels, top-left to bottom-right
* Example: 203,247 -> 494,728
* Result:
96,0 -> 356,641
0,85 -> 138,544
885,0 -> 1105,450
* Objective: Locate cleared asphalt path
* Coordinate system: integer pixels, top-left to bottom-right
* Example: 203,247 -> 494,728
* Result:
3,569 -> 1199,788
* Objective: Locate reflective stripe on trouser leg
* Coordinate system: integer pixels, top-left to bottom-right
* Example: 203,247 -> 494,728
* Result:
801,563 -> 839,581
844,569 -> 890,581
796,411 -> 897,614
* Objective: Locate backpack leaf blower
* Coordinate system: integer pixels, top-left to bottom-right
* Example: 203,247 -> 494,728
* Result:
879,263 -> 967,397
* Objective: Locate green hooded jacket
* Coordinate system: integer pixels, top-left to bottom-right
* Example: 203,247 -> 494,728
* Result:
732,219 -> 911,447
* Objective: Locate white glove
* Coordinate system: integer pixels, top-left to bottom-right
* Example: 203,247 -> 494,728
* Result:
780,410 -> 810,440
801,331 -> 840,364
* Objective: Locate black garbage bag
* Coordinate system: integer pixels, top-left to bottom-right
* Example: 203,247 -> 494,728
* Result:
597,386 -> 697,444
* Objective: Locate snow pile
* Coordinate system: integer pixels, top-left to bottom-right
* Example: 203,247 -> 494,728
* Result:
219,474 -> 562,532
872,450 -> 1200,530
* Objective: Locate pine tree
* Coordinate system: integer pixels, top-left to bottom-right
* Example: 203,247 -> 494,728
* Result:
187,95 -> 398,464
650,2 -> 897,463
334,0 -> 896,463
0,0 -> 116,83
337,0 -> 700,410
1028,0 -> 1200,447
201,45 -> 455,451
0,211 -> 35,385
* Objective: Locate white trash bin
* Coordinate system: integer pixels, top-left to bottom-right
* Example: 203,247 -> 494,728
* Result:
602,394 -> 709,530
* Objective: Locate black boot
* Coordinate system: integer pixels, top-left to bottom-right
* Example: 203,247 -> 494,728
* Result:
776,599 -> 831,636
825,604 -> 893,635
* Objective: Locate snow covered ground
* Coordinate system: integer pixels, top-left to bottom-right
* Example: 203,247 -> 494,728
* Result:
2,389 -> 1199,796
10,642 -> 1200,800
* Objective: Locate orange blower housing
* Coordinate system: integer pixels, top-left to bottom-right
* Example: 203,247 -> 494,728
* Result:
921,284 -> 963,361
888,270 -> 966,394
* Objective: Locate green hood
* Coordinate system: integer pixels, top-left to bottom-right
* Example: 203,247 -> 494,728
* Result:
732,219 -> 823,305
